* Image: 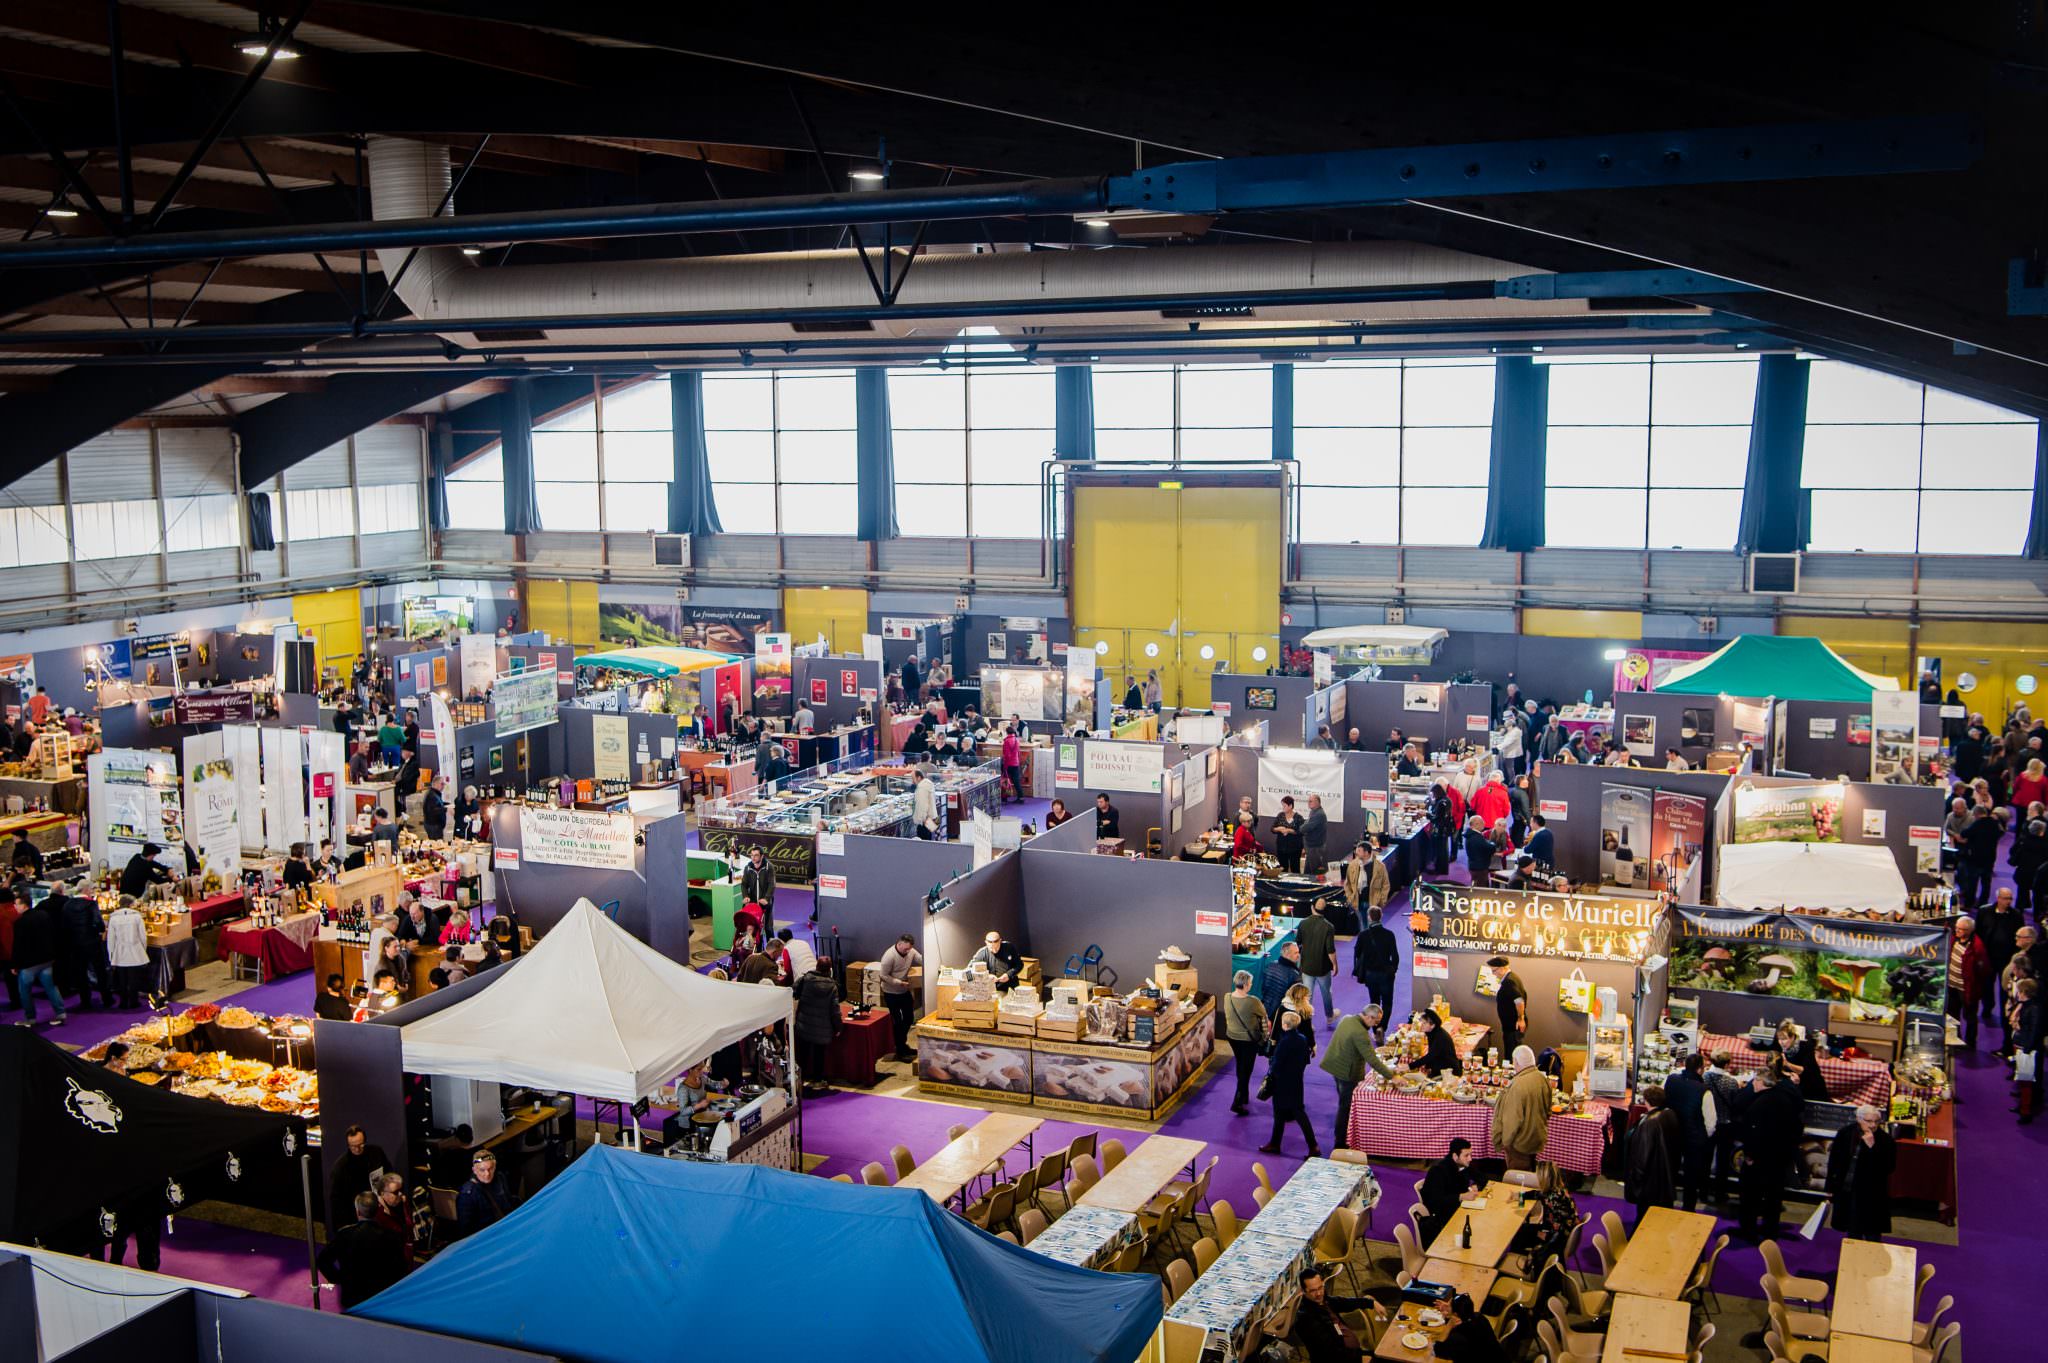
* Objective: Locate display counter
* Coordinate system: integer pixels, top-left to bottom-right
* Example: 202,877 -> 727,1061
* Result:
1111,711 -> 1159,741
912,995 -> 1216,1121
1232,917 -> 1298,983
220,909 -> 321,981
686,850 -> 746,951
0,774 -> 85,816
1697,1029 -> 1895,1108
1345,1085 -> 1610,1175
311,863 -> 405,923
795,723 -> 875,769
1891,1097 -> 1956,1224
700,762 -> 996,880
312,933 -> 488,999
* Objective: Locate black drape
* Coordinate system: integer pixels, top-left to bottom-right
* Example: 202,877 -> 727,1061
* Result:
1271,362 -> 1294,461
501,378 -> 541,535
2024,423 -> 2048,559
244,491 -> 276,551
1735,354 -> 1810,554
1054,365 -> 1095,461
667,372 -> 724,536
854,367 -> 898,540
1478,356 -> 1549,551
426,422 -> 452,532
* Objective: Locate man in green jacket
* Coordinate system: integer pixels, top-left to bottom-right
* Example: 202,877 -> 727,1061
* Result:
1320,1006 -> 1395,1151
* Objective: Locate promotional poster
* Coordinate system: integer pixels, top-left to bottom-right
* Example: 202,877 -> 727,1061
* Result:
1598,783 -> 1653,891
753,632 -> 792,719
1649,790 -> 1709,897
599,600 -> 774,654
1730,781 -> 1843,844
1668,905 -> 1947,1012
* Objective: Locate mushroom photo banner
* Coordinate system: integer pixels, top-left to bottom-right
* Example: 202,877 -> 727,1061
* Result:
1668,905 -> 1949,1013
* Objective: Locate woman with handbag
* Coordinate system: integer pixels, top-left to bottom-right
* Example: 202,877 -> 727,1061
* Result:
1257,1011 -> 1320,1158
1223,970 -> 1270,1117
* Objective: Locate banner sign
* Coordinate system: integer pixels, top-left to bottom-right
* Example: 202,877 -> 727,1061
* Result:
1411,882 -> 1662,961
754,632 -> 793,719
184,756 -> 240,879
173,690 -> 256,726
697,826 -> 816,883
518,806 -> 636,871
1064,646 -> 1097,730
1871,688 -> 1920,785
1650,790 -> 1709,896
1082,740 -> 1164,794
592,714 -> 631,782
493,668 -> 560,737
1599,783 -> 1653,892
1255,750 -> 1345,818
1668,905 -> 1948,1012
1730,781 -> 1843,844
983,666 -> 1053,723
459,635 -> 497,697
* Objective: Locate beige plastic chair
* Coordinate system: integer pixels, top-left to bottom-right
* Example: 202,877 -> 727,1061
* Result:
1064,1130 -> 1098,1166
1915,1295 -> 1954,1349
1760,1273 -> 1830,1339
1764,1307 -> 1827,1363
889,1144 -> 916,1182
947,1123 -> 969,1141
1192,1235 -> 1220,1276
1546,1295 -> 1605,1359
1487,1253 -> 1559,1319
1392,1221 -> 1426,1282
1313,1206 -> 1364,1294
1590,1232 -> 1617,1281
1065,1154 -> 1100,1201
1913,1263 -> 1938,1315
1536,1320 -> 1590,1363
1560,1216 -> 1592,1291
1017,1207 -> 1049,1245
1690,1321 -> 1716,1356
829,1173 -> 853,1183
1100,1138 -> 1128,1173
1209,1198 -> 1242,1249
1599,1209 -> 1629,1258
1252,1185 -> 1272,1211
1764,1329 -> 1801,1363
1682,1233 -> 1728,1315
1559,1269 -> 1610,1324
995,1230 -> 1018,1243
1760,1239 -> 1829,1305
1106,1239 -> 1145,1274
1405,1201 -> 1429,1241
1032,1148 -> 1071,1215
860,1160 -> 891,1187
967,1182 -> 1017,1233
1917,1321 -> 1960,1363
1503,1167 -> 1540,1187
1253,1160 -> 1275,1194
1150,1154 -> 1220,1220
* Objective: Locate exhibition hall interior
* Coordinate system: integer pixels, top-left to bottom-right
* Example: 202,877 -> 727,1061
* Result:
0,10 -> 2042,1363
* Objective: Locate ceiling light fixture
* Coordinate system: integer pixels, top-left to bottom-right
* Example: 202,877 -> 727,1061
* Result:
44,204 -> 78,219
239,16 -> 301,59
461,246 -> 483,257
1082,218 -> 1112,228
848,168 -> 885,183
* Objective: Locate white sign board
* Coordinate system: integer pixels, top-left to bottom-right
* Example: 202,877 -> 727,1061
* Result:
592,714 -> 631,781
459,634 -> 497,697
1402,684 -> 1441,713
972,808 -> 995,869
1539,799 -> 1568,821
816,830 -> 845,858
1081,740 -> 1164,794
494,667 -> 559,738
517,806 -> 636,871
1412,951 -> 1450,980
817,873 -> 849,898
183,751 -> 240,881
1255,750 -> 1345,818
1195,909 -> 1229,937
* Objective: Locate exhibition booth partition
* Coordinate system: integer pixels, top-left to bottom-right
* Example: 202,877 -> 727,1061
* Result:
1209,672 -> 1493,751
483,799 -> 694,959
0,1248 -> 558,1363
1595,688 -> 1947,786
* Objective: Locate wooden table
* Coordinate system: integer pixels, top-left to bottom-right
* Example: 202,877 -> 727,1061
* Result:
482,1100 -> 572,1153
1601,1293 -> 1692,1363
1829,1334 -> 1915,1363
1832,1240 -> 1917,1343
895,1113 -> 1042,1206
1076,1134 -> 1207,1214
1424,1198 -> 1527,1268
1602,1206 -> 1718,1299
1373,1300 -> 1452,1363
1416,1259 -> 1498,1300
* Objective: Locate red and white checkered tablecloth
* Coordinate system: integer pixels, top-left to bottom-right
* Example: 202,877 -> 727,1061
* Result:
1346,1087 -> 1608,1176
1697,1030 -> 1894,1109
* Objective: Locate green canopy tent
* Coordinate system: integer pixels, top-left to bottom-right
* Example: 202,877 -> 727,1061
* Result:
1655,636 -> 1899,704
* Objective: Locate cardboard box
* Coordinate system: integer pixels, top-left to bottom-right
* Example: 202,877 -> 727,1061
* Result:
1156,964 -> 1198,997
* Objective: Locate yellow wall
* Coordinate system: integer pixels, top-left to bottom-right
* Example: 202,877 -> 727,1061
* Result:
291,589 -> 362,680
1072,482 -> 1280,708
1522,608 -> 1645,640
1778,616 -> 2048,718
783,587 -> 869,654
525,580 -> 599,655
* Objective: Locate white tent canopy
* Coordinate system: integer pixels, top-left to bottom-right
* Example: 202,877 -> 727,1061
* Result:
1715,841 -> 1910,914
398,899 -> 790,1101
1299,624 -> 1449,659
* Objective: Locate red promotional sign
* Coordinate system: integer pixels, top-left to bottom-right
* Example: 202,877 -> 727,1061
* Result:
840,669 -> 858,697
312,772 -> 335,798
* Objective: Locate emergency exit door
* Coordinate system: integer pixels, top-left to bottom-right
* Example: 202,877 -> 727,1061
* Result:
1070,480 -> 1281,709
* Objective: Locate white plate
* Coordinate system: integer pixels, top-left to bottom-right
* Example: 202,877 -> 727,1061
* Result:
1401,1331 -> 1431,1351
1417,1309 -> 1446,1327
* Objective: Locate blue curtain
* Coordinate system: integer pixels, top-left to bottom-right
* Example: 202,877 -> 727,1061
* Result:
854,367 -> 898,540
245,492 -> 276,551
1478,356 -> 1548,551
1054,365 -> 1095,461
426,423 -> 451,532
501,378 -> 541,535
2025,424 -> 2048,559
1270,363 -> 1294,461
667,372 -> 724,536
1735,354 -> 1810,553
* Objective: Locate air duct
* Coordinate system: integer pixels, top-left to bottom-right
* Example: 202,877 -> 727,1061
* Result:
366,137 -> 1626,352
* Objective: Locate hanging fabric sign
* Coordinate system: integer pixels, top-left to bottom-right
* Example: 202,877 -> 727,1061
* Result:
518,806 -> 636,871
1255,751 -> 1345,818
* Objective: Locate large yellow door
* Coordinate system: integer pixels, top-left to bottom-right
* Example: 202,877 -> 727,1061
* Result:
524,580 -> 599,655
1072,481 -> 1281,709
783,587 -> 868,653
292,589 -> 363,680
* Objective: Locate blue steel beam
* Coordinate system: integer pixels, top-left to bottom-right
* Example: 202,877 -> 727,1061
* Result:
1496,270 -> 1758,299
0,117 -> 1975,271
2010,258 -> 2048,316
1107,115 -> 1978,216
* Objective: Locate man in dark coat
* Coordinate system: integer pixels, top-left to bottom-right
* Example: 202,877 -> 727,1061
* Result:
1416,1137 -> 1479,1246
1825,1105 -> 1897,1241
57,890 -> 116,1010
792,966 -> 841,1090
455,1149 -> 518,1238
1352,907 -> 1400,1013
1256,1012 -> 1318,1158
318,1192 -> 407,1309
1729,1064 -> 1805,1240
1624,1085 -> 1681,1229
1662,1053 -> 1713,1212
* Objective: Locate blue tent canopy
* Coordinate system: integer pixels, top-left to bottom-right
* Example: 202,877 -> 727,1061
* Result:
354,1145 -> 1162,1363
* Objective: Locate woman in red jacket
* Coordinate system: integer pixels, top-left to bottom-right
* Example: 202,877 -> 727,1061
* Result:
1231,812 -> 1260,860
2013,758 -> 2048,816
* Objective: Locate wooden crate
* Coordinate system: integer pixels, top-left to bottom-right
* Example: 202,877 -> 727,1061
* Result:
1036,1014 -> 1085,1042
950,1002 -> 998,1031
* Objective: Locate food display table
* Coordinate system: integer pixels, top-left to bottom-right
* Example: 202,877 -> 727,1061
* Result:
219,911 -> 321,981
150,936 -> 200,996
1076,1135 -> 1207,1214
1697,1029 -> 1895,1108
912,995 -> 1217,1121
823,1003 -> 894,1087
1232,917 -> 1298,983
685,850 -> 747,950
1375,1299 -> 1455,1363
0,809 -> 75,851
1028,1205 -> 1142,1270
1242,1155 -> 1378,1244
1602,1206 -> 1717,1298
1347,1086 -> 1608,1175
0,776 -> 85,816
1600,1293 -> 1692,1363
1832,1241 -> 1917,1343
896,1112 -> 1042,1206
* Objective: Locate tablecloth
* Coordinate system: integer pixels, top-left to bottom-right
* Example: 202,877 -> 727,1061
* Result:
1028,1205 -> 1141,1269
148,937 -> 198,995
186,890 -> 248,927
1244,1156 -> 1379,1243
1697,1030 -> 1895,1108
1346,1088 -> 1609,1176
824,1004 -> 895,1087
218,912 -> 320,981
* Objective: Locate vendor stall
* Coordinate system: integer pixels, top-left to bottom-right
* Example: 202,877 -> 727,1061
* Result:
219,906 -> 321,982
1716,840 -> 1911,914
698,755 -> 1001,882
571,644 -> 742,724
1347,1083 -> 1610,1175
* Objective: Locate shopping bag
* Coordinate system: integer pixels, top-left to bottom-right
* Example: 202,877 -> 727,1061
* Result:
1557,967 -> 1594,1013
2018,1050 -> 2039,1083
1473,963 -> 1501,997
1797,1199 -> 1828,1240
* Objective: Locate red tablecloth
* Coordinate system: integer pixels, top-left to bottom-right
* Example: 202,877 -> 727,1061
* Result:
187,890 -> 247,927
217,914 -> 318,981
1697,1030 -> 1895,1108
823,1004 -> 895,1087
1347,1087 -> 1609,1175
